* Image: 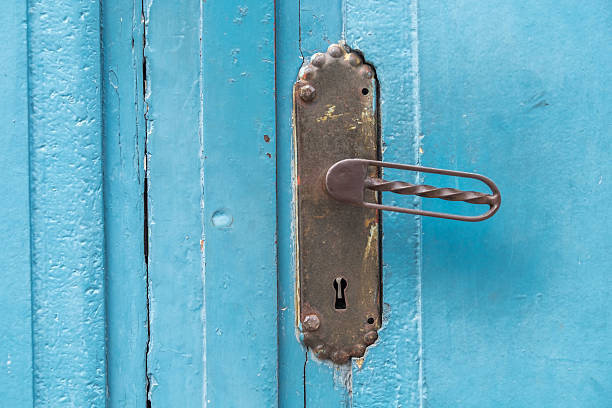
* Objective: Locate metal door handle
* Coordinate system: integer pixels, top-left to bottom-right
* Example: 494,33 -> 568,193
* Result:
325,158 -> 501,222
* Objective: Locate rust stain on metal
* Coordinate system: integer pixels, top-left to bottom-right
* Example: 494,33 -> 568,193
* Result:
294,42 -> 381,365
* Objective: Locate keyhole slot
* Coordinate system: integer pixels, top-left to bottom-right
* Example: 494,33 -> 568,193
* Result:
333,277 -> 348,310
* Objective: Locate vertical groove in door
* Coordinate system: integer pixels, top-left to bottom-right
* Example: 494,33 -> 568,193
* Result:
102,0 -> 148,405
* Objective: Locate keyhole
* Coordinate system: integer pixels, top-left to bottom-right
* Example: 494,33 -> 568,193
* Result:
333,277 -> 347,310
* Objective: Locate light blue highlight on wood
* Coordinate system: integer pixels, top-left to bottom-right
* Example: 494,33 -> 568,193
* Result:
145,0 -> 205,405
419,1 -> 612,406
0,1 -> 33,406
28,0 -> 107,405
202,1 -> 278,406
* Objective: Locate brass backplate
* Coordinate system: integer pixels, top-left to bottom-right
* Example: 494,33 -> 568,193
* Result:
294,42 -> 381,364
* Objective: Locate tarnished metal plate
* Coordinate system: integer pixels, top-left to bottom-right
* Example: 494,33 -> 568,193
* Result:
294,42 -> 380,364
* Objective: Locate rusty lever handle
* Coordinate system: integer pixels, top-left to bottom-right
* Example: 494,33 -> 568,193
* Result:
325,159 -> 501,222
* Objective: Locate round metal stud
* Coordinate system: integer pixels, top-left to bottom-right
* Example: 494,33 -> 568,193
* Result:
361,66 -> 373,79
364,330 -> 378,345
348,53 -> 362,67
351,344 -> 366,357
327,44 -> 344,58
331,350 -> 350,364
302,313 -> 321,331
299,66 -> 315,80
298,85 -> 316,102
311,52 -> 326,67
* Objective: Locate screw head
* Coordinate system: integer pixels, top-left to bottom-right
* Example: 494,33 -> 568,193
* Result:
311,53 -> 326,67
364,330 -> 378,345
299,85 -> 316,102
331,350 -> 350,364
302,314 -> 320,331
328,44 -> 344,58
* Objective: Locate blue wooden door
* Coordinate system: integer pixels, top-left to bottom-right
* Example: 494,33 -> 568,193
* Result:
2,0 -> 611,407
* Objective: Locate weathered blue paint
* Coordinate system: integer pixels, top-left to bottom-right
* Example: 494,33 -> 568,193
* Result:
419,1 -> 612,406
0,1 -> 33,405
146,0 -> 278,405
202,1 -> 278,406
276,0 -> 306,404
144,0 -> 205,405
346,1 -> 423,406
102,0 -> 148,406
28,0 -> 107,405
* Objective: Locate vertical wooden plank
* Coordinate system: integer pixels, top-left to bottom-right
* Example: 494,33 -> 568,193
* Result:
0,1 -> 33,405
28,0 -> 107,405
201,1 -> 278,406
345,1 -> 424,407
419,1 -> 612,406
102,1 -> 148,406
275,0 -> 306,404
145,0 -> 204,405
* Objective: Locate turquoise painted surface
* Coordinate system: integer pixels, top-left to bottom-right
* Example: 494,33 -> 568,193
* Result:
201,1 -> 278,407
0,1 -> 33,405
146,0 -> 278,406
145,0 -> 205,405
419,1 -> 612,406
202,0 -> 278,407
276,0 -> 306,404
346,1 -> 423,406
278,1 -> 612,407
28,0 -> 107,405
102,0 -> 148,406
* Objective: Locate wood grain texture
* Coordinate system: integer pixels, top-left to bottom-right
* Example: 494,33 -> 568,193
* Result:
202,1 -> 278,406
0,1 -> 33,405
28,0 -> 107,405
102,0 -> 148,406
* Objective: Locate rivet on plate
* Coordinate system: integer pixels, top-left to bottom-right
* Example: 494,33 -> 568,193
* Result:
364,330 -> 378,345
348,53 -> 362,67
299,66 -> 315,80
311,53 -> 326,67
299,85 -> 316,102
361,66 -> 373,79
351,344 -> 366,357
331,350 -> 350,364
302,313 -> 321,331
327,44 -> 344,58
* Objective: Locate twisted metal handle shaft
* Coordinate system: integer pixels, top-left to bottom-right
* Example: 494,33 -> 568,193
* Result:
364,178 -> 497,206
